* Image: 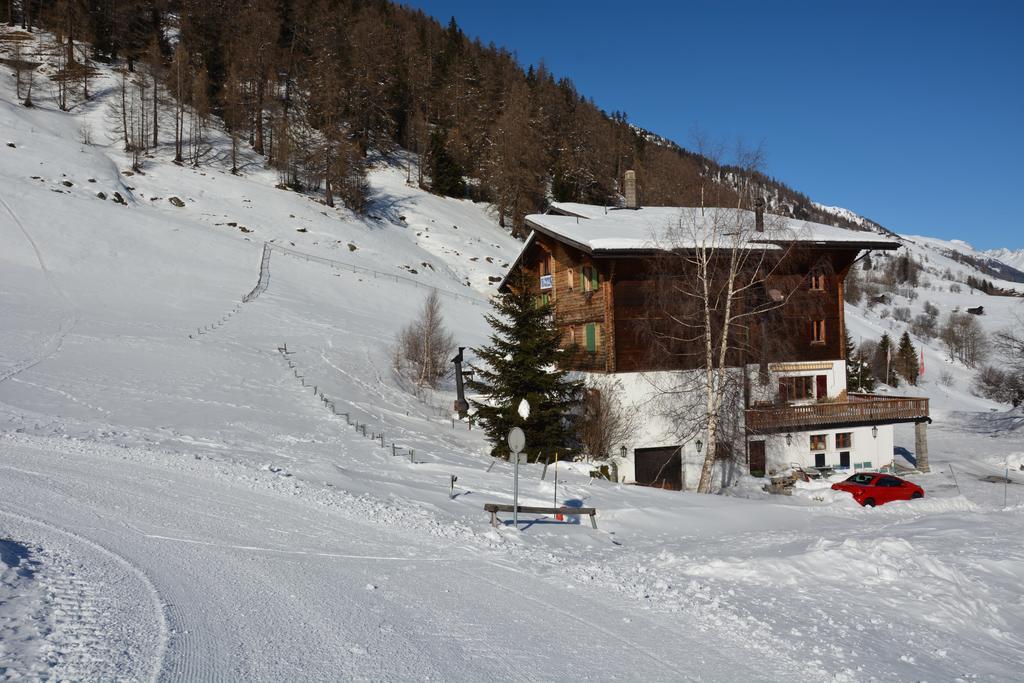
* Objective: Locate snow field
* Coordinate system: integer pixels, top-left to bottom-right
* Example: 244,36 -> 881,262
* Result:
2,28 -> 1024,681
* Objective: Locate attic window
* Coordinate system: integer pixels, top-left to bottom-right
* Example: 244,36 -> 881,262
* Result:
809,270 -> 826,291
581,266 -> 600,292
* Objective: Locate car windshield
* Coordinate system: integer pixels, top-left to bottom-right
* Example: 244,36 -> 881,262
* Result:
845,473 -> 876,485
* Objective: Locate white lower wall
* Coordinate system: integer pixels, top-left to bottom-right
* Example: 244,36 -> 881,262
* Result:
580,369 -> 741,490
583,368 -> 899,490
754,424 -> 894,475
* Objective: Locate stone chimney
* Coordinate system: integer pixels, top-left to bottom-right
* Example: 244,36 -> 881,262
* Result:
754,197 -> 765,232
624,170 -> 638,209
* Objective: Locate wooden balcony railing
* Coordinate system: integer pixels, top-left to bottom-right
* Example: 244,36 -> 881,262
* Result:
745,393 -> 930,433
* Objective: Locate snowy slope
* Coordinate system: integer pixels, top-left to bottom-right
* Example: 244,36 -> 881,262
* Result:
3,29 -> 1024,682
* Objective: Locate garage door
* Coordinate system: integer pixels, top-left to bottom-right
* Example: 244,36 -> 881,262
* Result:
633,446 -> 682,491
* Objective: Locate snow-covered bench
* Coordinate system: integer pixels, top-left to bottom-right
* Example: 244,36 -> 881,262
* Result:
483,503 -> 598,529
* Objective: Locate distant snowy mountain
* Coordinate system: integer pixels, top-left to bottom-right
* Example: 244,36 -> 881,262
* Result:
985,246 -> 1024,272
812,202 -> 895,236
813,202 -> 1024,284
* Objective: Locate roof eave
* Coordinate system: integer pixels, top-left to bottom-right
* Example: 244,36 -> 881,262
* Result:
496,230 -> 537,292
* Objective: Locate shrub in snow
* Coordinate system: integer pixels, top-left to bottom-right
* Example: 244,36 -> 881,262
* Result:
910,313 -> 937,341
892,307 -> 911,323
938,371 -> 955,387
940,312 -> 988,368
578,377 -> 638,461
972,366 -> 1024,404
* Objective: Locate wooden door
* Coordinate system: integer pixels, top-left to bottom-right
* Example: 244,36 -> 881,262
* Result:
633,447 -> 682,491
749,441 -> 766,476
816,374 -> 828,399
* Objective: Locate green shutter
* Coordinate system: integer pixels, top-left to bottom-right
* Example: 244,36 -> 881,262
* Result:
585,323 -> 596,352
590,268 -> 599,290
580,268 -> 586,290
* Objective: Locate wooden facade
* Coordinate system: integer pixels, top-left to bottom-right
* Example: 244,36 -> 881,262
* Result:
511,227 -> 863,376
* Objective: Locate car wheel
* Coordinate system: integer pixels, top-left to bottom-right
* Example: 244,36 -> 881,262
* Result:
863,497 -> 876,507
911,492 -> 923,499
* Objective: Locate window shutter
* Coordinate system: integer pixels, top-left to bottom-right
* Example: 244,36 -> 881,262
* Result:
586,323 -> 596,352
580,269 -> 586,290
590,267 -> 599,291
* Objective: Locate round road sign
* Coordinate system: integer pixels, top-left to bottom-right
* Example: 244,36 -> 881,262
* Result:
507,427 -> 526,453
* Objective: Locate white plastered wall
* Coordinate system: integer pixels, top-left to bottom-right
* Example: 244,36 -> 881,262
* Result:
753,424 -> 895,475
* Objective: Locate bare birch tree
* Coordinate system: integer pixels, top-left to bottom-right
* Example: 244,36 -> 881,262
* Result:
641,148 -> 800,493
393,290 -> 456,389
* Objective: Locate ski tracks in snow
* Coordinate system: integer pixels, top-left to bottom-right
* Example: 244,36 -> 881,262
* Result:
0,508 -> 168,682
0,194 -> 79,385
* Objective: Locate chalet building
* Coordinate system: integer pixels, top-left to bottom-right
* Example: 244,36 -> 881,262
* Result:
501,194 -> 931,491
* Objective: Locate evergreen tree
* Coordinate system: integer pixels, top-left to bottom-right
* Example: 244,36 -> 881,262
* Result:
896,331 -> 920,386
468,273 -> 582,462
872,332 -> 899,387
844,329 -> 876,392
428,130 -> 465,197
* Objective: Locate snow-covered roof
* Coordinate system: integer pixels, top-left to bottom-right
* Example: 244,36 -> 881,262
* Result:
523,203 -> 901,254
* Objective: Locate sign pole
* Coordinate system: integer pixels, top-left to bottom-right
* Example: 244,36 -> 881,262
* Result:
506,425 -> 527,530
513,451 -> 520,527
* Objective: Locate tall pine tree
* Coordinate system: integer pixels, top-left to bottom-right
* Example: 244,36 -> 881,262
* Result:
896,331 -> 919,386
873,332 -> 900,387
468,273 -> 582,462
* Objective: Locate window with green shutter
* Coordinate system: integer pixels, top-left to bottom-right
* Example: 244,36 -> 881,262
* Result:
578,265 -> 600,292
585,323 -> 596,352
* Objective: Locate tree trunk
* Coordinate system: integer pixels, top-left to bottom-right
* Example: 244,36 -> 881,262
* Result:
121,72 -> 130,150
152,73 -> 158,148
253,78 -> 265,155
323,143 -> 334,206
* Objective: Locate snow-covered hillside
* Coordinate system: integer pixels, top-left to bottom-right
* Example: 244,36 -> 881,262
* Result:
3,30 -> 1024,682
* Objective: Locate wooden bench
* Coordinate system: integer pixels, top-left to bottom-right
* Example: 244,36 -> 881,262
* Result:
484,503 -> 598,529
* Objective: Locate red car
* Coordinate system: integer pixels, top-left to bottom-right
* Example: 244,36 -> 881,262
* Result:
831,473 -> 924,507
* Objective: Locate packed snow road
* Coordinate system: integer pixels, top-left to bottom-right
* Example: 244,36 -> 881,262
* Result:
0,433 -> 816,681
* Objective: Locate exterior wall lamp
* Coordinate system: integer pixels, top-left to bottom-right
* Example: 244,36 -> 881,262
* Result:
872,426 -> 879,439
695,439 -> 703,453
620,445 -> 627,459
785,433 -> 793,446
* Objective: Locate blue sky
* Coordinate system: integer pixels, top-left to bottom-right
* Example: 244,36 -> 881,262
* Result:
401,1 -> 1023,250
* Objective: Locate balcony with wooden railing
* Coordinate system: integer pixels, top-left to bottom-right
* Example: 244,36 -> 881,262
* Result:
745,393 -> 930,433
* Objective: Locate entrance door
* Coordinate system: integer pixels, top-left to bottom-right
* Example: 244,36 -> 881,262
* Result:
633,447 -> 682,491
749,441 -> 766,477
816,374 -> 828,399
